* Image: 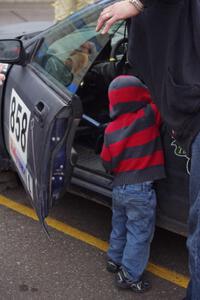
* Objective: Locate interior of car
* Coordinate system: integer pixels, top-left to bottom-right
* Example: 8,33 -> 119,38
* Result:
74,37 -> 130,176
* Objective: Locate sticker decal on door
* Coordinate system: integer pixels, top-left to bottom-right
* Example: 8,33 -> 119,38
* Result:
9,88 -> 32,197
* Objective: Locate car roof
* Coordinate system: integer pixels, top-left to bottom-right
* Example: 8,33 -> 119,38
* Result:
0,21 -> 53,39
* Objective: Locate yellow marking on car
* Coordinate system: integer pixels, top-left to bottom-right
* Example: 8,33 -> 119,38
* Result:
0,194 -> 189,289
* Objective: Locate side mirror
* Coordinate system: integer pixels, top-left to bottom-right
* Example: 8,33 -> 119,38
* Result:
0,39 -> 26,64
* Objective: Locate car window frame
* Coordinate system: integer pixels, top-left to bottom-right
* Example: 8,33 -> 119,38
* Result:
30,4 -> 124,96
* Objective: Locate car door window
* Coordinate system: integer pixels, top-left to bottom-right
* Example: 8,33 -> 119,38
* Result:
32,4 -> 122,94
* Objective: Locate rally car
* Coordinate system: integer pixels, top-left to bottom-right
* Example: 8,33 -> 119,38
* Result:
0,0 -> 189,235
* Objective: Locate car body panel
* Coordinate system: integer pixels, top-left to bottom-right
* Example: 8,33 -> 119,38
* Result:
0,0 -> 117,225
3,64 -> 82,225
0,0 -> 190,236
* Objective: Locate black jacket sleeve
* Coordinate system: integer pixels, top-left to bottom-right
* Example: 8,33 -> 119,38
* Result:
141,0 -> 183,6
140,0 -> 154,6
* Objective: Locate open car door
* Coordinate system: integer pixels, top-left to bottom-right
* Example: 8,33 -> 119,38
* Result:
2,0 -> 123,228
3,64 -> 82,228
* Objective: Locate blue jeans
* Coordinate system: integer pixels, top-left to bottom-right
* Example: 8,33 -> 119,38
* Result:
107,182 -> 156,281
186,131 -> 200,300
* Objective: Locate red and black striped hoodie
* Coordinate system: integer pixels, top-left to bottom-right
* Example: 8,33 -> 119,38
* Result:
100,75 -> 165,186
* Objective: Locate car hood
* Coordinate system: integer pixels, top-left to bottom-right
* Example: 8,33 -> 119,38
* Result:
0,21 -> 53,39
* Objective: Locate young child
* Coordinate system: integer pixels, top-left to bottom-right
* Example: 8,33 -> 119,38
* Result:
101,75 -> 165,293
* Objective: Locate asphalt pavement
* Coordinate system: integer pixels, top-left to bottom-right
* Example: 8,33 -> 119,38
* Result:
0,2 -> 188,299
1,186 -> 187,300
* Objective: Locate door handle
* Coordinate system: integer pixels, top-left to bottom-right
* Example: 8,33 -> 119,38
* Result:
34,101 -> 49,125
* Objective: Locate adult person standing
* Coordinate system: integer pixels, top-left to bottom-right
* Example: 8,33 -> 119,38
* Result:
96,1 -> 200,299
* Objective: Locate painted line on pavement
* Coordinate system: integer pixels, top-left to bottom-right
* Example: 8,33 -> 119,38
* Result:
0,194 -> 189,289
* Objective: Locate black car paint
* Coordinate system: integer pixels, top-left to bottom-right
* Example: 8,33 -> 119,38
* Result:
0,1 -> 190,236
4,65 -> 77,221
0,76 -> 13,170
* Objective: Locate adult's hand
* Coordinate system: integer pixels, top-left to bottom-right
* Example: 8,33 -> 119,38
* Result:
0,64 -> 5,85
96,0 -> 141,34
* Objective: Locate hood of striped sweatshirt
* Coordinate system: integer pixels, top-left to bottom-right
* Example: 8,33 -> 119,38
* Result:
108,75 -> 152,119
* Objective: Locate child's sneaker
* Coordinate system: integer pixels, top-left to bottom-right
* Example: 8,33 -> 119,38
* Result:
115,268 -> 151,293
106,259 -> 120,273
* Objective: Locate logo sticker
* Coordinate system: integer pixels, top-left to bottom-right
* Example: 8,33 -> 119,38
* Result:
171,138 -> 190,175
